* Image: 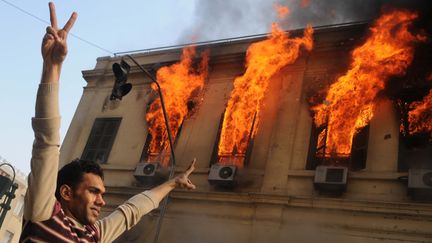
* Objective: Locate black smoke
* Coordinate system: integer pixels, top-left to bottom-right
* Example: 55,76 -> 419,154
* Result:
178,0 -> 432,44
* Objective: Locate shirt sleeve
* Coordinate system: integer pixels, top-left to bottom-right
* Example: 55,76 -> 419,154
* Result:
23,83 -> 60,221
95,190 -> 159,242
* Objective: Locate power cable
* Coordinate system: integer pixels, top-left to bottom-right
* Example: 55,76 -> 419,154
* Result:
0,0 -> 114,55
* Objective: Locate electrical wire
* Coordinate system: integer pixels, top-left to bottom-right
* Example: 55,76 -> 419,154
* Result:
0,0 -> 114,55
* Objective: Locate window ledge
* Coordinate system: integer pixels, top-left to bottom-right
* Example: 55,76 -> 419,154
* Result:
288,170 -> 407,180
100,163 -> 135,171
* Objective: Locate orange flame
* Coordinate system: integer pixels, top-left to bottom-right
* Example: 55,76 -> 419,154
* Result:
273,3 -> 290,19
408,88 -> 432,135
218,24 -> 314,167
312,9 -> 425,156
146,46 -> 209,166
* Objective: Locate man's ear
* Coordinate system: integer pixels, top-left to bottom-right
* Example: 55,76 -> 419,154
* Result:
59,184 -> 73,201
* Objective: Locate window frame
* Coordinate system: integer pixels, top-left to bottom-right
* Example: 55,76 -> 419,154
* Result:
81,117 -> 122,164
306,122 -> 369,171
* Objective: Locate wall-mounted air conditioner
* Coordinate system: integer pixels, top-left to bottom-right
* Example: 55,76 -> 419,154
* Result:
134,162 -> 168,186
208,164 -> 237,187
314,166 -> 348,195
408,169 -> 432,201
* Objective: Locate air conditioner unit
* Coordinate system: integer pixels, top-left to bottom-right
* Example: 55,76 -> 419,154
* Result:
134,162 -> 168,186
408,169 -> 432,201
314,166 -> 348,195
208,164 -> 237,187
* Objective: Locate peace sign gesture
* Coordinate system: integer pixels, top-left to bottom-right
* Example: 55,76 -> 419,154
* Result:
42,2 -> 77,66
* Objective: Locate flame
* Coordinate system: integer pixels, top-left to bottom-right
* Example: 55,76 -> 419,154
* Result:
408,88 -> 432,135
312,9 -> 425,156
146,46 -> 209,166
273,3 -> 290,19
218,24 -> 314,167
300,0 -> 310,8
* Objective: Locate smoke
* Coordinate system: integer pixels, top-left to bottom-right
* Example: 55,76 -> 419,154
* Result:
178,0 -> 273,44
178,0 -> 431,44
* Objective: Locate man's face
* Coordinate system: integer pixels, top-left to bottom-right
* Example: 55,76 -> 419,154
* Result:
67,173 -> 106,225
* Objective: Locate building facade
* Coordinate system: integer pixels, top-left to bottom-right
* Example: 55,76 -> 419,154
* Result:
60,22 -> 432,243
0,159 -> 27,243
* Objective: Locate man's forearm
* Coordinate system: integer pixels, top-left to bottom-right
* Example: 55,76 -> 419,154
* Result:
149,161 -> 196,204
35,61 -> 62,119
41,63 -> 62,84
97,161 -> 195,241
148,179 -> 177,204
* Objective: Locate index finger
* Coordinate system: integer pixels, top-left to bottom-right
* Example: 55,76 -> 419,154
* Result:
49,2 -> 58,29
63,12 -> 77,33
184,158 -> 196,176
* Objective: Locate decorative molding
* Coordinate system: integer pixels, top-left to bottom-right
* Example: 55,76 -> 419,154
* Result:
104,186 -> 432,219
287,169 -> 408,181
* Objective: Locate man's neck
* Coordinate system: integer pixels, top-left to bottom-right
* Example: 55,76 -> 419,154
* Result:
59,200 -> 86,228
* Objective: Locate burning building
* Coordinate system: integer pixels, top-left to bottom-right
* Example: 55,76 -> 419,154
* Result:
60,9 -> 432,243
143,46 -> 209,166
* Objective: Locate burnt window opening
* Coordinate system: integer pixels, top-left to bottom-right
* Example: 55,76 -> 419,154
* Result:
139,121 -> 185,167
141,65 -> 204,168
389,43 -> 432,200
82,118 -> 122,164
210,111 -> 256,168
306,122 -> 369,171
384,37 -> 432,170
398,132 -> 432,172
395,89 -> 432,172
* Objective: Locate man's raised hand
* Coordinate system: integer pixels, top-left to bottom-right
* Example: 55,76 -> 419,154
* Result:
42,2 -> 77,66
174,158 -> 196,190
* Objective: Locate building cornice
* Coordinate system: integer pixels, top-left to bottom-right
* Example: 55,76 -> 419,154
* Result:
82,21 -> 370,81
104,186 -> 432,218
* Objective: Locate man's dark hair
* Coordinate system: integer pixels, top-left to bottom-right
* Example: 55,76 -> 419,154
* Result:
55,159 -> 104,200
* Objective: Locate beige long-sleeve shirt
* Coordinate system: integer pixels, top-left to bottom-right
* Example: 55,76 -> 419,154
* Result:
23,82 -> 159,242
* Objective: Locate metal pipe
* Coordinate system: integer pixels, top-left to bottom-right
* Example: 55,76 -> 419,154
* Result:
124,55 -> 176,168
123,55 -> 176,243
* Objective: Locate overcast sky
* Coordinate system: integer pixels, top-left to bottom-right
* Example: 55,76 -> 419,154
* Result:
0,0 -> 427,174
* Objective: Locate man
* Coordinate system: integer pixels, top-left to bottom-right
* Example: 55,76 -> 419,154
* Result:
20,2 -> 196,242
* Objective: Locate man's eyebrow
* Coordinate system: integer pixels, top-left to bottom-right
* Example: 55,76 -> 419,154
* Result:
89,186 -> 105,194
